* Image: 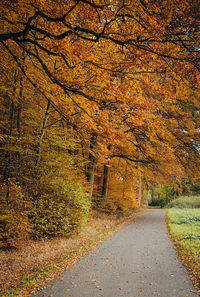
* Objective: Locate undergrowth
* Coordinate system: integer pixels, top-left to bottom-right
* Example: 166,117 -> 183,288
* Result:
167,195 -> 200,209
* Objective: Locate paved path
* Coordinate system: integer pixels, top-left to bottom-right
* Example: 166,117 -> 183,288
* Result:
32,210 -> 196,297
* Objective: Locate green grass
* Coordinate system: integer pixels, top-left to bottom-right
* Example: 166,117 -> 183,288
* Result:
166,208 -> 200,292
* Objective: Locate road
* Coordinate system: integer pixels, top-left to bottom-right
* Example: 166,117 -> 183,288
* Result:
32,210 -> 196,297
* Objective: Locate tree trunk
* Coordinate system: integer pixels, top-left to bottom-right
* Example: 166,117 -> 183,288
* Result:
137,150 -> 142,207
102,164 -> 109,199
88,160 -> 95,198
35,101 -> 50,168
138,175 -> 142,207
86,132 -> 97,199
5,76 -> 16,201
122,162 -> 128,200
17,76 -> 23,135
151,188 -> 154,205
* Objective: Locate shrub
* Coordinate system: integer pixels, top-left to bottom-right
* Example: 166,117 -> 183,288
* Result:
167,195 -> 200,209
31,180 -> 90,238
0,180 -> 32,248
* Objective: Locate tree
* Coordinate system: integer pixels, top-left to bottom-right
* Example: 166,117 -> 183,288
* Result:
0,0 -> 199,244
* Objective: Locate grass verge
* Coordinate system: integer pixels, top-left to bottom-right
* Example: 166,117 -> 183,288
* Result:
0,208 -> 147,297
166,208 -> 200,295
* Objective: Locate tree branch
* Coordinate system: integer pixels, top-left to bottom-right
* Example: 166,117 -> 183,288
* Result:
111,154 -> 153,164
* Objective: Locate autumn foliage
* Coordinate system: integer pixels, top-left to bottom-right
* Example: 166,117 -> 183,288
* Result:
0,0 -> 199,247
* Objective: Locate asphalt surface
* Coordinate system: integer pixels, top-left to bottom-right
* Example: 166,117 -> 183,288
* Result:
32,210 -> 196,297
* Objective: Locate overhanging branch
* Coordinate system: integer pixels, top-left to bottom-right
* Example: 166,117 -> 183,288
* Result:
111,154 -> 153,164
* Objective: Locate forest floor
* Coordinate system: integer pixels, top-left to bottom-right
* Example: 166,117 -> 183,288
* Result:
0,208 -> 147,297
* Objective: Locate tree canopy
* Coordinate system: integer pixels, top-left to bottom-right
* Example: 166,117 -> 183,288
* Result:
0,0 -> 199,246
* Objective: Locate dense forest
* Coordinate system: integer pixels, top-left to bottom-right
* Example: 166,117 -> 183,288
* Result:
0,0 -> 199,247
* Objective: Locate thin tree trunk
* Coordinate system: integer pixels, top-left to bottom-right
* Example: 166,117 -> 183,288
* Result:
6,75 -> 17,202
17,77 -> 23,135
88,161 -> 95,198
102,164 -> 109,199
137,149 -> 142,207
151,188 -> 154,205
35,101 -> 50,168
173,183 -> 176,199
101,145 -> 111,200
9,101 -> 15,136
86,132 -> 97,199
138,175 -> 142,207
122,162 -> 128,200
17,48 -> 25,135
86,150 -> 96,198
